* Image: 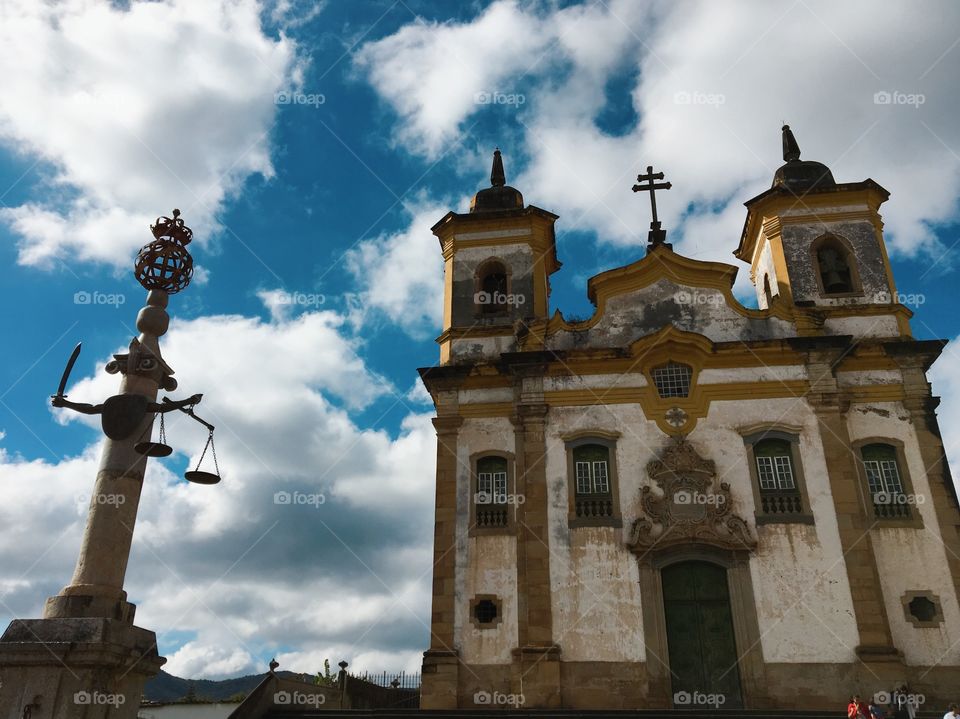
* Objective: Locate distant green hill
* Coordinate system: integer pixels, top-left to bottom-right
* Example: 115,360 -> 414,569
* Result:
143,669 -> 315,703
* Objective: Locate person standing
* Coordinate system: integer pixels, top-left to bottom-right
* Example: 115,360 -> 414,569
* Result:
904,687 -> 919,719
943,703 -> 958,719
891,686 -> 915,719
849,695 -> 870,719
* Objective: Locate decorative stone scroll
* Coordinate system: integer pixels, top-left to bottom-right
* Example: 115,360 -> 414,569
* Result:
627,437 -> 756,552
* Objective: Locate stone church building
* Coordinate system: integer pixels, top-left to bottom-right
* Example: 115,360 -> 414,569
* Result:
418,129 -> 960,710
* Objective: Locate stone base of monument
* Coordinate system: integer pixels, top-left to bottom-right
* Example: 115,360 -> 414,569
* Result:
0,617 -> 164,719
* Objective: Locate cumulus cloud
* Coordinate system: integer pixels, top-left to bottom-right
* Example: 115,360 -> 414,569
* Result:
355,0 -> 554,157
928,339 -> 960,477
0,302 -> 437,679
0,0 -> 299,270
356,0 -> 960,271
344,201 -> 448,336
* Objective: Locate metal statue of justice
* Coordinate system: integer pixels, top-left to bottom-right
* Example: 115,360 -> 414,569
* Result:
51,209 -> 221,484
0,209 -> 224,719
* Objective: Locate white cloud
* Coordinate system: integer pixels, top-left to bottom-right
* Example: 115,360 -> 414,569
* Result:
354,0 -> 553,157
357,0 -> 960,274
344,201 -> 447,336
0,304 -> 437,679
165,642 -> 257,680
405,380 -> 432,406
928,340 -> 960,487
0,0 -> 298,270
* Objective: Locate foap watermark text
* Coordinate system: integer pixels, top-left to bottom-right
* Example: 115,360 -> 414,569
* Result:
474,690 -> 524,706
275,490 -> 326,508
474,91 -> 525,106
674,690 -> 726,708
74,291 -> 125,308
275,91 -> 325,108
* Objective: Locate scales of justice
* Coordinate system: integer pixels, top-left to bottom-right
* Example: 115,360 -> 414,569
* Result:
52,208 -> 220,483
0,209 -> 223,719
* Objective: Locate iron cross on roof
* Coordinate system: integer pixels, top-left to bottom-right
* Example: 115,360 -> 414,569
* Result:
632,165 -> 672,251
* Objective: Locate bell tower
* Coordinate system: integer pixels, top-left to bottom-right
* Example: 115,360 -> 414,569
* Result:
432,149 -> 560,364
736,126 -> 901,323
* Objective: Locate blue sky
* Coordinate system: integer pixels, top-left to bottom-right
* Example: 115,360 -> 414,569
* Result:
1,0 -> 960,679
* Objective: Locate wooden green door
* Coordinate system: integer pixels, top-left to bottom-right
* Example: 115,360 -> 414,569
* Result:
662,560 -> 743,708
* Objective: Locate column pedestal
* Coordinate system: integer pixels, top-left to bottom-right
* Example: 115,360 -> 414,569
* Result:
0,617 -> 164,719
420,649 -> 460,709
511,645 -> 561,708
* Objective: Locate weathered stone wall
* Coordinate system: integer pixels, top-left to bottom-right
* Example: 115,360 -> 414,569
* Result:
695,398 -> 861,663
549,279 -> 796,348
451,243 -> 535,326
449,334 -> 517,363
781,219 -> 891,305
451,381 -> 960,674
823,314 -> 902,338
846,400 -> 960,666
454,417 -> 519,662
460,534 -> 518,664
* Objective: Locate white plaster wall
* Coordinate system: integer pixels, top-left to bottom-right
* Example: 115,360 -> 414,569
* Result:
545,404 -> 652,662
698,365 -> 807,384
460,387 -> 513,405
836,369 -> 903,386
823,315 -> 901,338
694,399 -> 859,662
455,228 -> 532,242
452,395 -> 960,668
755,240 -> 779,310
846,403 -> 960,666
539,397 -> 861,664
544,373 -> 648,392
455,418 -> 520,659
451,334 -> 517,361
461,534 -> 519,664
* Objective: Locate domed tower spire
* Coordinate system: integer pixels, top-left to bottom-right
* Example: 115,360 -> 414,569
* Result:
737,124 -> 897,318
771,123 -> 835,193
782,124 -> 801,162
491,147 -> 506,187
470,148 -> 524,212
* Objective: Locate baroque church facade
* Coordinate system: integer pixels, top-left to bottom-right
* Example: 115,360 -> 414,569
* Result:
417,129 -> 960,710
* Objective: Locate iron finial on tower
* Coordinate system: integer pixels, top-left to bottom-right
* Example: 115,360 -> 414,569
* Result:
490,148 -> 505,187
782,124 -> 801,162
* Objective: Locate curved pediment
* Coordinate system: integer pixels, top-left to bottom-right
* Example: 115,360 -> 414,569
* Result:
545,246 -> 795,348
585,245 -> 742,308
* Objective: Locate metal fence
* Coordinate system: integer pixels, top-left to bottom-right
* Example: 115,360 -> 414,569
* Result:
341,665 -> 420,709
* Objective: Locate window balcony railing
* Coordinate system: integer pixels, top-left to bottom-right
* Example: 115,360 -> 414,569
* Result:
760,491 -> 804,516
873,498 -> 912,520
475,505 -> 508,528
575,495 -> 614,519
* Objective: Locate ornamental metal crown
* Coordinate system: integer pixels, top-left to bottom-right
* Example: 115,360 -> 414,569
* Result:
135,208 -> 194,294
150,208 -> 193,246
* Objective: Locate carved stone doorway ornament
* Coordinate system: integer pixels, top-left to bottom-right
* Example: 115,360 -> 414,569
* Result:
627,437 -> 756,553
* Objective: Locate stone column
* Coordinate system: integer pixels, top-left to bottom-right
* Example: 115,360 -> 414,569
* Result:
0,290 -> 170,719
420,408 -> 463,709
510,369 -> 561,708
45,290 -> 170,623
803,346 -> 903,682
